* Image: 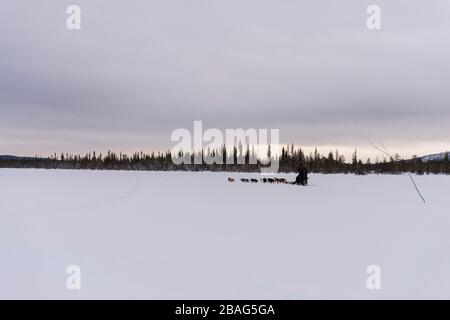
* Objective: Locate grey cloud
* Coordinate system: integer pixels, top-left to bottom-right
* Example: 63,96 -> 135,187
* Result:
0,0 -> 449,158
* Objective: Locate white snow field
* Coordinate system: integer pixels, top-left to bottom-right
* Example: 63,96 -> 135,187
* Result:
1,169 -> 450,299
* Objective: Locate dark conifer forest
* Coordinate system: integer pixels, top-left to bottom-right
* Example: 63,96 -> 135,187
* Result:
1,146 -> 449,174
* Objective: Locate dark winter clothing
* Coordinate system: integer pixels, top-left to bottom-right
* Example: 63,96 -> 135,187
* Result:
294,165 -> 308,186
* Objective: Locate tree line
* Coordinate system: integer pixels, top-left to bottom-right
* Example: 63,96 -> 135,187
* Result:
1,145 -> 449,174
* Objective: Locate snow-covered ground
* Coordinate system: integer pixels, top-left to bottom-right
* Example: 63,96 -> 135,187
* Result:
1,169 -> 449,299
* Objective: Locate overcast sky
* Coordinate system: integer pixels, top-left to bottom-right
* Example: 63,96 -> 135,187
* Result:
1,0 -> 449,160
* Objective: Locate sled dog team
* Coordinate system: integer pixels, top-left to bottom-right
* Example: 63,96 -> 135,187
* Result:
228,177 -> 289,184
228,164 -> 308,186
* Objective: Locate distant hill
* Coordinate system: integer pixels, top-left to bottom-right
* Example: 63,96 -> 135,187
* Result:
421,151 -> 449,162
0,155 -> 41,160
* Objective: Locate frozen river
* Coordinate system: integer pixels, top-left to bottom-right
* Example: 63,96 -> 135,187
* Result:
0,169 -> 449,299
